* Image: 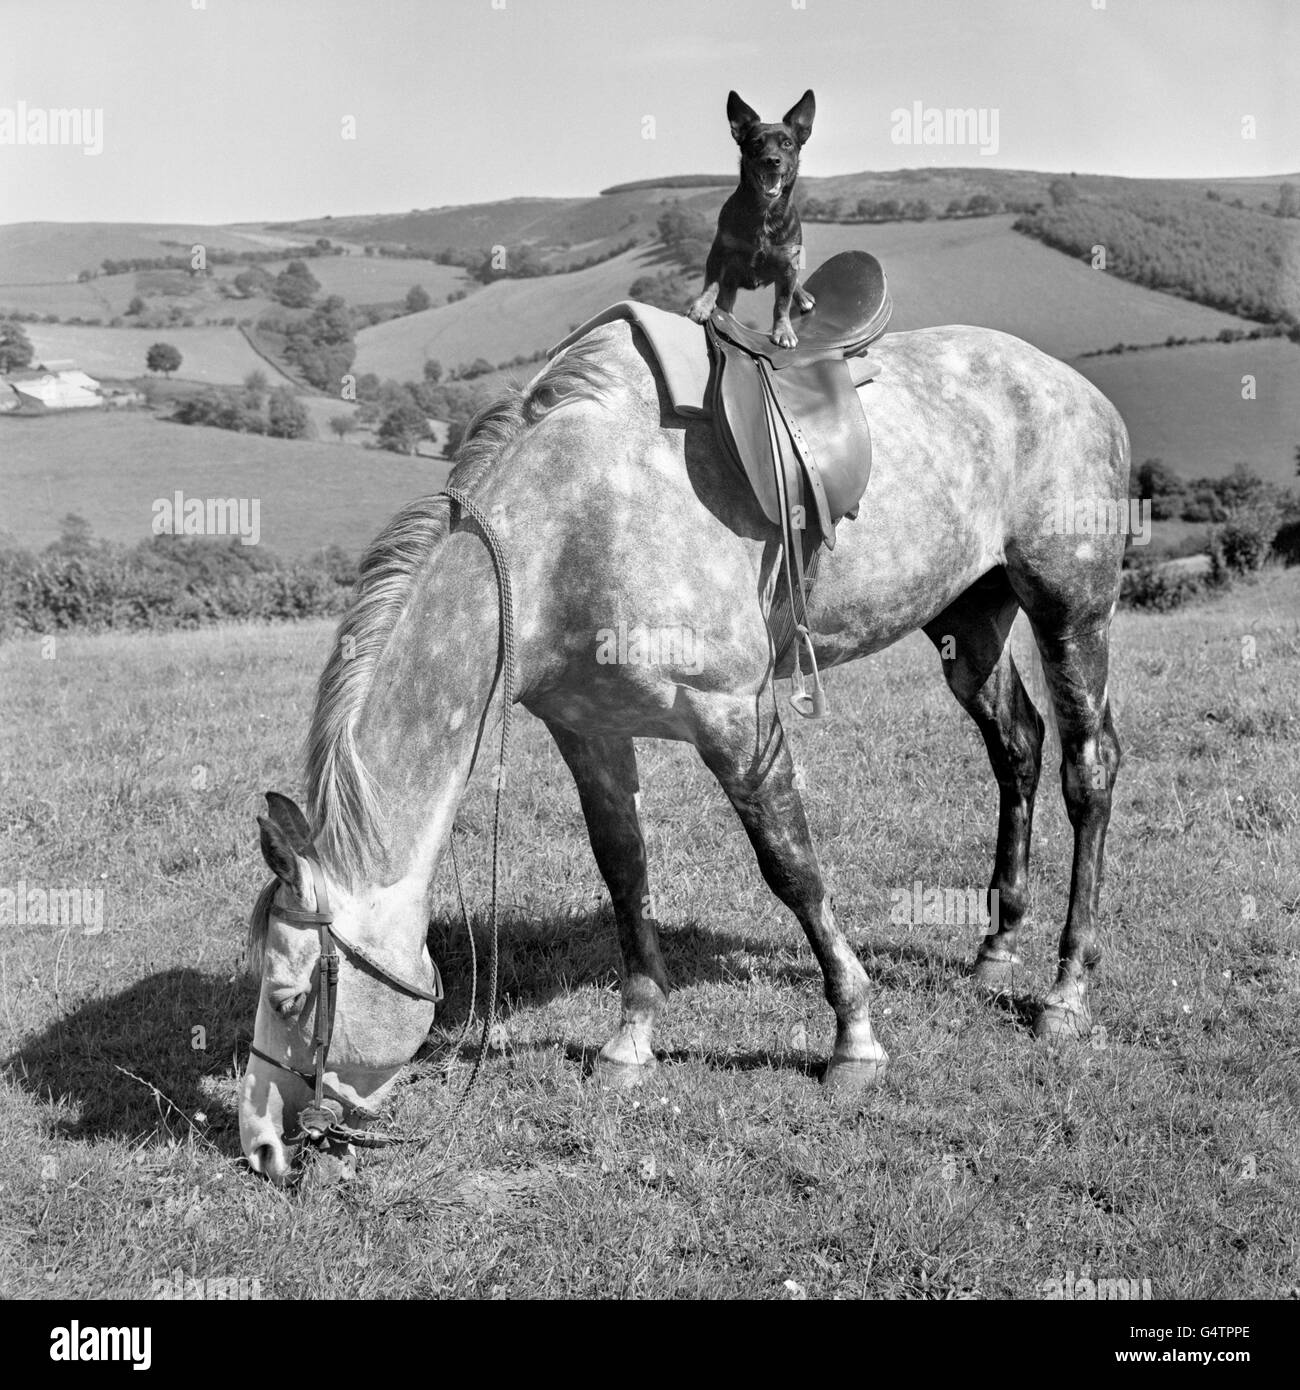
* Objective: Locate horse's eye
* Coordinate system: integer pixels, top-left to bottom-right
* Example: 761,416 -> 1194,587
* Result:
274,992 -> 306,1018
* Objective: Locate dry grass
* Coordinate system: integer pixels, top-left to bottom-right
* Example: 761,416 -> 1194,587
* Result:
1,570 -> 1297,1300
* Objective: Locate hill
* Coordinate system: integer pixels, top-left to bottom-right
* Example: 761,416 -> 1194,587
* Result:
1076,338 -> 1300,483
353,245 -> 660,378
354,216 -> 1250,377
0,411 -> 447,557
20,323 -> 299,387
0,222 -> 308,285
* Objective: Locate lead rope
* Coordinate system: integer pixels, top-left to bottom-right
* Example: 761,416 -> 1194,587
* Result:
442,486 -> 515,1130
446,832 -> 479,1055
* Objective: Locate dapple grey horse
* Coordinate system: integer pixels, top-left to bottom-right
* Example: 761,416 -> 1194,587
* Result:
242,321 -> 1126,1181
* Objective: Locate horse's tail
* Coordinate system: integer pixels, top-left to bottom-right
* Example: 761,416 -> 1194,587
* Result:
1009,609 -> 1059,763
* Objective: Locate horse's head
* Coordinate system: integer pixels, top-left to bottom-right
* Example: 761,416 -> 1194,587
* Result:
239,792 -> 442,1183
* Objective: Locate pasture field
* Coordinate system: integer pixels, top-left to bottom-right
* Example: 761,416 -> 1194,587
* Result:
254,255 -> 473,306
1,569 -> 1296,1299
21,323 -> 297,387
0,222 -> 305,286
0,412 -> 448,557
1075,339 -> 1300,484
355,217 -> 1252,381
353,246 -> 663,377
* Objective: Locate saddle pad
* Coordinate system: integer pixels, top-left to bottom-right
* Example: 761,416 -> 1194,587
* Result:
549,300 -> 878,419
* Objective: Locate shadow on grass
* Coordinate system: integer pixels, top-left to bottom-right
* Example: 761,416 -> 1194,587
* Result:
2,966 -> 260,1155
5,910 -> 1033,1151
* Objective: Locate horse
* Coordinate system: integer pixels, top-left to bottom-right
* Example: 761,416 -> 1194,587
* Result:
240,319 -> 1126,1181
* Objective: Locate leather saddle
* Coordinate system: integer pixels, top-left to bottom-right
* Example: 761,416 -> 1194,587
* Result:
546,250 -> 892,717
706,250 -> 892,554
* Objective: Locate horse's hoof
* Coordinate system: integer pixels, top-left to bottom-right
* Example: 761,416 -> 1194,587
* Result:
822,1052 -> 889,1097
592,1053 -> 656,1089
1033,1005 -> 1091,1043
971,954 -> 1023,997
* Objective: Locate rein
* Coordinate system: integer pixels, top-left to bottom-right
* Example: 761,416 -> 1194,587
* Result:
246,485 -> 516,1151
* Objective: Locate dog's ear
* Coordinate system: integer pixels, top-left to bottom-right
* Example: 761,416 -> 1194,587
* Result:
727,91 -> 762,144
783,90 -> 815,146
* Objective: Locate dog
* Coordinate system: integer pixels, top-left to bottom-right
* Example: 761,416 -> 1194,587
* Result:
687,89 -> 816,348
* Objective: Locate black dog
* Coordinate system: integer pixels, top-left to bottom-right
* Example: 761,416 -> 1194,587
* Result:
687,89 -> 815,348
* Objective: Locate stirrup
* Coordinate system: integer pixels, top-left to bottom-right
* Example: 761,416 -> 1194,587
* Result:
788,626 -> 829,720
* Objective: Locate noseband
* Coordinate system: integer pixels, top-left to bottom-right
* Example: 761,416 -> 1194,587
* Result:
248,856 -> 444,1148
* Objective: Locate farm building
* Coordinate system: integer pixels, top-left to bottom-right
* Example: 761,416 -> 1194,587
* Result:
0,360 -> 107,412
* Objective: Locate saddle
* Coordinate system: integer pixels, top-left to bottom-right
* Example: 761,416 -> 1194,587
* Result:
548,250 -> 892,718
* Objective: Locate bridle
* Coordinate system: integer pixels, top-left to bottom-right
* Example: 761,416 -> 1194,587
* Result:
246,484 -> 515,1154
248,856 -> 444,1148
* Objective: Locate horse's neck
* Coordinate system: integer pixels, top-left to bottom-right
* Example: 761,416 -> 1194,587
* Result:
354,534 -> 504,893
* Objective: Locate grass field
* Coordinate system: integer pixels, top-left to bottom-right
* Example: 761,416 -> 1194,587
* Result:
21,323 -> 298,387
353,246 -> 660,377
354,217 -> 1251,380
255,256 -> 473,306
803,217 -> 1249,359
0,222 -> 305,286
1076,339 -> 1300,483
0,412 -> 448,557
0,568 -> 1296,1299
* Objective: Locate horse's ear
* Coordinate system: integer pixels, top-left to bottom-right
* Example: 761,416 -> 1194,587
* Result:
727,91 -> 761,144
263,791 -> 312,853
783,90 -> 815,146
258,814 -> 308,897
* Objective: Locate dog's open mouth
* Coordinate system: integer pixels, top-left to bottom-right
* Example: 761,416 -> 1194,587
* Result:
763,176 -> 784,198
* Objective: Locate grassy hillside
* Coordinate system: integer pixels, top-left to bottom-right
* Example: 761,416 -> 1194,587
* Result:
0,222 -> 307,285
1076,339 -> 1300,483
802,217 -> 1247,358
0,412 -> 447,557
1015,193 -> 1300,322
355,217 -> 1250,376
21,323 -> 298,386
1,568 -> 1295,1298
354,245 -> 660,378
256,255 -> 473,306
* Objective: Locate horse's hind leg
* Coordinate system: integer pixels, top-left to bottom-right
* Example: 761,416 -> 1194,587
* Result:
547,725 -> 669,1082
923,575 -> 1044,996
1029,622 -> 1121,1040
693,692 -> 888,1094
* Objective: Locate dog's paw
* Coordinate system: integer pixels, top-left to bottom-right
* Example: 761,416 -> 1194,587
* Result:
686,296 -> 715,323
796,290 -> 816,313
771,323 -> 799,349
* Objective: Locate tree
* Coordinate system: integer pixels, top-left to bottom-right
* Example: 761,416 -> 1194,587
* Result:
1278,182 -> 1300,219
146,342 -> 182,377
233,266 -> 274,299
267,386 -> 309,439
127,295 -> 146,316
1048,178 -> 1078,208
1135,458 -> 1186,521
0,318 -> 35,372
377,399 -> 430,454
272,260 -> 320,308
405,284 -> 432,313
328,413 -> 358,442
422,358 -> 443,384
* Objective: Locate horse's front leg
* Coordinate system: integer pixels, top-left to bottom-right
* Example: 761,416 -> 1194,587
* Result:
547,725 -> 668,1083
694,691 -> 888,1094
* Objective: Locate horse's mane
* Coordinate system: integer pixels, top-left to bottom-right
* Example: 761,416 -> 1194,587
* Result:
304,341 -> 614,887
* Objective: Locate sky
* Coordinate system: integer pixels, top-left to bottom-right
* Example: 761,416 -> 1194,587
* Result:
0,0 -> 1296,225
